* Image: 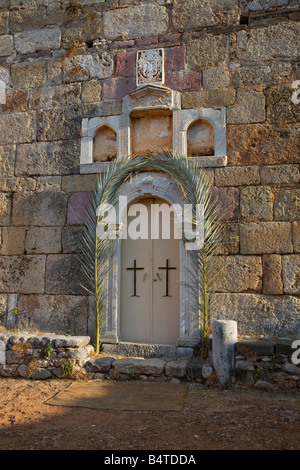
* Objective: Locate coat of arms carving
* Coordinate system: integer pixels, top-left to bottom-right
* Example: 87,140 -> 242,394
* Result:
136,49 -> 164,86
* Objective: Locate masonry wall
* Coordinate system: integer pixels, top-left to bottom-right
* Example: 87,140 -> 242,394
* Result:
0,0 -> 299,337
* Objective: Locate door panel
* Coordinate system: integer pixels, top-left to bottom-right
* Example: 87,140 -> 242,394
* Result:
120,198 -> 180,345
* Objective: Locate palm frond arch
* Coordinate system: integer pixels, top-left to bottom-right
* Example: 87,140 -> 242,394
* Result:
81,151 -> 223,357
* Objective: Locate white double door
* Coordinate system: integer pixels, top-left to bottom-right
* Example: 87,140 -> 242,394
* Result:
120,198 -> 180,345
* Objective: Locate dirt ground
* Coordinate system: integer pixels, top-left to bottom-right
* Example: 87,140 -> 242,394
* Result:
0,377 -> 299,451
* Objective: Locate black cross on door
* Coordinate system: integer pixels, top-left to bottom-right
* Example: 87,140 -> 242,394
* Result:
158,259 -> 177,297
126,259 -> 144,297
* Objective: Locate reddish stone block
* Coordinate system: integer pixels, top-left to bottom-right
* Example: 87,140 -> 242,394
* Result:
115,51 -> 136,77
67,192 -> 93,225
159,32 -> 181,44
212,187 -> 240,221
165,46 -> 186,72
135,36 -> 158,47
101,77 -> 136,101
165,70 -> 201,92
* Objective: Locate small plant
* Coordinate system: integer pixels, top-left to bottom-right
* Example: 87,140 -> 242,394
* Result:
27,367 -> 33,379
61,360 -> 74,377
38,343 -> 53,359
10,307 -> 18,316
66,1 -> 84,14
232,367 -> 248,381
65,38 -> 85,59
27,360 -> 39,379
252,366 -> 261,380
13,341 -> 31,355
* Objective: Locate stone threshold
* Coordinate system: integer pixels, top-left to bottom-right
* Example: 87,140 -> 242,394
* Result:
101,341 -> 194,359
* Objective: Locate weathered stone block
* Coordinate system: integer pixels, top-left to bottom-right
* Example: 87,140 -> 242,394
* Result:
215,166 -> 260,187
101,77 -> 136,101
62,174 -> 98,193
54,336 -> 90,349
83,100 -> 123,119
0,10 -> 8,35
16,140 -> 80,176
10,7 -> 45,32
231,62 -> 292,88
6,349 -> 24,364
29,83 -> 81,110
236,339 -> 274,357
164,46 -> 186,73
37,107 -> 81,142
18,295 -> 88,336
25,227 -> 62,254
236,23 -> 300,63
202,65 -> 230,90
67,192 -> 92,225
240,186 -> 273,221
219,222 -> 239,255
45,254 -> 83,295
17,364 -> 29,378
211,293 -> 300,337
35,176 -> 62,193
0,35 -> 13,57
187,35 -> 228,68
12,192 -> 68,226
0,255 -> 45,294
262,254 -> 283,295
215,256 -> 262,293
0,112 -> 36,145
65,53 -> 114,83
14,27 -> 61,54
82,80 -> 101,103
266,85 -> 300,122
227,122 -> 300,166
0,145 -> 15,178
293,222 -> 300,253
85,356 -> 115,373
103,4 -> 168,40
47,58 -> 63,86
0,177 -> 36,192
62,226 -> 83,253
212,187 -> 239,221
112,358 -> 166,376
1,89 -> 28,113
0,193 -> 11,225
274,190 -> 300,221
182,89 -> 235,109
32,369 -> 52,380
11,62 -> 47,89
282,255 -> 300,294
0,227 -> 26,255
172,0 -> 240,29
240,222 -> 293,254
165,360 -> 188,378
260,165 -> 300,185
227,89 -> 265,124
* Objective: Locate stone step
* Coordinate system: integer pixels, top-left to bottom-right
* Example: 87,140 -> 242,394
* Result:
101,342 -> 194,359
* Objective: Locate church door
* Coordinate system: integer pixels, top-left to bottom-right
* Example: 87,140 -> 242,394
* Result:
120,197 -> 180,345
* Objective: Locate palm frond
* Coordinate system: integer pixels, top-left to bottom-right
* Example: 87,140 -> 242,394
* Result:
79,151 -> 224,356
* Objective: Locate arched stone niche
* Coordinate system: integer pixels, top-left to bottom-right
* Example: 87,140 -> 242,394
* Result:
80,84 -> 227,173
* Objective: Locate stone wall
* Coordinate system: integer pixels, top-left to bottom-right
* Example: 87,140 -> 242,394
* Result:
0,0 -> 299,337
1,332 -> 299,390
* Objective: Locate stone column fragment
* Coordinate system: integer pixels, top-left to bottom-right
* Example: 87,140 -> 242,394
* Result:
212,320 -> 237,388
